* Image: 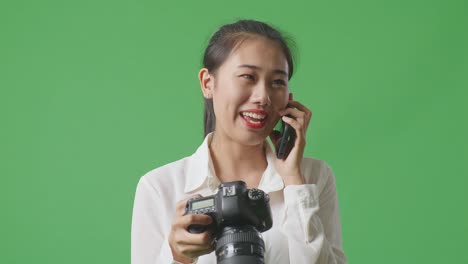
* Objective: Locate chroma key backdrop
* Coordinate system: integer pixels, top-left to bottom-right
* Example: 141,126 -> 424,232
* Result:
1,0 -> 467,263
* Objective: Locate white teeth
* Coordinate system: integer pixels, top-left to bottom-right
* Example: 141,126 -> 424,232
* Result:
241,112 -> 266,120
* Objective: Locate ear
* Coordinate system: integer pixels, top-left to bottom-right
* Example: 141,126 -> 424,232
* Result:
198,68 -> 214,99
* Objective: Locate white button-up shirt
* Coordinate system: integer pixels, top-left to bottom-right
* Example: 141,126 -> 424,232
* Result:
131,132 -> 347,264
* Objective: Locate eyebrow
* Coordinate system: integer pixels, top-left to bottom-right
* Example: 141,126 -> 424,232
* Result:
237,64 -> 288,77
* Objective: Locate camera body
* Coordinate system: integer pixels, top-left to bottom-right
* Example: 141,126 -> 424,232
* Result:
184,180 -> 272,234
185,181 -> 273,264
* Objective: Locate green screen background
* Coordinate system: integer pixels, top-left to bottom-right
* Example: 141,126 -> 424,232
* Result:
2,0 -> 467,263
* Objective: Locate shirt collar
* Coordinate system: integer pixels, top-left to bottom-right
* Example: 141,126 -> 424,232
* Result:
184,132 -> 285,195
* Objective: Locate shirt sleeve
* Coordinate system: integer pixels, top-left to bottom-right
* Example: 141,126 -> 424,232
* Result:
281,162 -> 347,264
131,176 -> 195,264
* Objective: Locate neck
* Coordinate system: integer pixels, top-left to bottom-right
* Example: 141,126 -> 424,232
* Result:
208,131 -> 267,186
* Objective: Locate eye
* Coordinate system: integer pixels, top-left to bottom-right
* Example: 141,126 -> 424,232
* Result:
273,79 -> 286,86
240,74 -> 255,80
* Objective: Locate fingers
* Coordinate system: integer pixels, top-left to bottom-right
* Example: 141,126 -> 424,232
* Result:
281,116 -> 305,146
175,229 -> 214,246
171,231 -> 215,259
279,100 -> 312,137
170,195 -> 215,260
280,102 -> 312,122
173,240 -> 215,259
280,107 -> 306,122
287,100 -> 313,120
176,214 -> 213,229
171,215 -> 214,257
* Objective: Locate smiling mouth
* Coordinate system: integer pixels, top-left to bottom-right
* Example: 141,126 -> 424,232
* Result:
239,111 -> 268,128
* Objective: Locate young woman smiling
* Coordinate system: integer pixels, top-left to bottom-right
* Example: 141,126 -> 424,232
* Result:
131,19 -> 347,264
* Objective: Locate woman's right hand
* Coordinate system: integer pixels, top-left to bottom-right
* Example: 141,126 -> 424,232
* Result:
168,195 -> 215,263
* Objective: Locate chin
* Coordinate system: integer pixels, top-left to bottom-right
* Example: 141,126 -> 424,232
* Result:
221,120 -> 273,146
238,130 -> 269,146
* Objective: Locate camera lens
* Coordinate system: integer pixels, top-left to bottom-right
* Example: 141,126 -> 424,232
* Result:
215,226 -> 265,264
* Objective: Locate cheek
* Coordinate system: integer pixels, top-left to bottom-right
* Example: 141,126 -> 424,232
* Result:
224,87 -> 251,105
271,92 -> 289,110
212,90 -> 247,118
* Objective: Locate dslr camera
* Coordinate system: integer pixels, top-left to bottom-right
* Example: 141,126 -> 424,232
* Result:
184,181 -> 273,264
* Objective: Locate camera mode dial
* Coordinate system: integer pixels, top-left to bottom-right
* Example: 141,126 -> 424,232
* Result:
248,188 -> 264,201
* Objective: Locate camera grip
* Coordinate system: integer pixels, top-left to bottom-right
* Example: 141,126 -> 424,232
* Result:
187,224 -> 208,234
187,220 -> 216,234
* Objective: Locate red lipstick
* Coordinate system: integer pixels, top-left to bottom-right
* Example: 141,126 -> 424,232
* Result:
239,109 -> 268,129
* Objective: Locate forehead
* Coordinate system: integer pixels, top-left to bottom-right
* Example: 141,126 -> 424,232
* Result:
221,37 -> 288,73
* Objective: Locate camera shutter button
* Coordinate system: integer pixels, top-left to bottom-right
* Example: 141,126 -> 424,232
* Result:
248,188 -> 264,200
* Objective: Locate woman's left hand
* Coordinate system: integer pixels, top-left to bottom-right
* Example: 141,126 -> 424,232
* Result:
269,93 -> 312,186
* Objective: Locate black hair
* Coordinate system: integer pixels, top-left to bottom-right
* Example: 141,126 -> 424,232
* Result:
202,19 -> 297,138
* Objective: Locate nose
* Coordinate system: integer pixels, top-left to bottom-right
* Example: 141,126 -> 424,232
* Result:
252,81 -> 271,106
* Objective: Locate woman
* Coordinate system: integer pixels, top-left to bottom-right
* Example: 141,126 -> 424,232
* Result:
131,19 -> 347,264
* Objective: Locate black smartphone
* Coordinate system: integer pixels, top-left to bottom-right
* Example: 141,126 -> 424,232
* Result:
276,114 -> 296,159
